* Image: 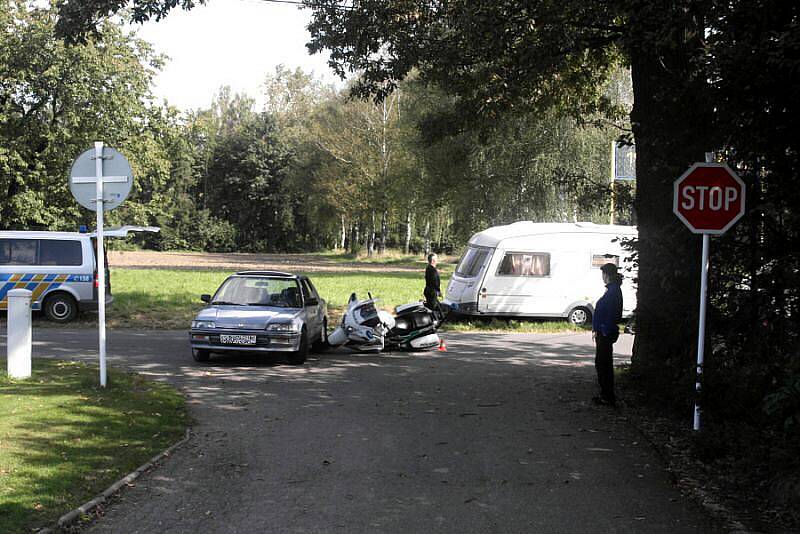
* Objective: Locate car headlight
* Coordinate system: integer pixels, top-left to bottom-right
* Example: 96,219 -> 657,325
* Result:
192,320 -> 216,329
266,323 -> 299,333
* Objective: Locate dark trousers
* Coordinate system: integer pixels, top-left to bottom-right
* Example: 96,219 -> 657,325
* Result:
595,334 -> 616,403
424,289 -> 439,312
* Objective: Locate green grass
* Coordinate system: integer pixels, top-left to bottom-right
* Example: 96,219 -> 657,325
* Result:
52,267 -> 584,333
0,359 -> 188,534
104,269 -> 438,328
22,263 -> 580,334
14,252 -> 579,332
444,318 -> 586,333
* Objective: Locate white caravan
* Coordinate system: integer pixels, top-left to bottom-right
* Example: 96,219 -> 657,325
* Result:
444,222 -> 637,325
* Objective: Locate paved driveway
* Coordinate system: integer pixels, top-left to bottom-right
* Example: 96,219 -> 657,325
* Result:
4,329 -> 718,533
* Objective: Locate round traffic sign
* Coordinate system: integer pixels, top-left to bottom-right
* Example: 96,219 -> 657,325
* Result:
69,146 -> 134,211
673,163 -> 746,234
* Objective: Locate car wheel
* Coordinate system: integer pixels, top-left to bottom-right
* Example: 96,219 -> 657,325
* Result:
192,348 -> 210,363
312,318 -> 328,353
568,306 -> 592,326
288,327 -> 308,365
43,293 -> 78,323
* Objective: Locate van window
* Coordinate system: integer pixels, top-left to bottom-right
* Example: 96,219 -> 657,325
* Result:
39,240 -> 83,266
0,239 -> 38,265
497,252 -> 550,277
455,247 -> 489,278
591,254 -> 620,269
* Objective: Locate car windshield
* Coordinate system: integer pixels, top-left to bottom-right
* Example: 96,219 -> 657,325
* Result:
212,277 -> 302,307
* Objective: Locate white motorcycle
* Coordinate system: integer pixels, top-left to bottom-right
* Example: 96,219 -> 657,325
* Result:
327,293 -> 443,352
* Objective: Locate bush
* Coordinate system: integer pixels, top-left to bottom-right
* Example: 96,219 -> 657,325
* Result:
157,209 -> 237,252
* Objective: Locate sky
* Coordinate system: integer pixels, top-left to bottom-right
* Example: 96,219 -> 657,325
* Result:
133,0 -> 338,112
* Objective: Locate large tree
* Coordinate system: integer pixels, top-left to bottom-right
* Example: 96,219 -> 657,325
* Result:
300,0 -> 716,395
1,0 -> 167,230
52,1 -> 797,403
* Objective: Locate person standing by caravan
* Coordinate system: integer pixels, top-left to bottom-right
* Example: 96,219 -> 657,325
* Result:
592,263 -> 623,406
424,253 -> 441,312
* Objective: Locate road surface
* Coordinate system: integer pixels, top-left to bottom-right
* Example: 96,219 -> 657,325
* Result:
5,329 -> 718,533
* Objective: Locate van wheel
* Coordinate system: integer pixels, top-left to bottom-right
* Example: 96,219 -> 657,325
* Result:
43,293 -> 78,323
568,306 -> 591,326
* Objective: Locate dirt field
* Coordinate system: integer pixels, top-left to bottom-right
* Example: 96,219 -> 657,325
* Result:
109,250 -> 426,273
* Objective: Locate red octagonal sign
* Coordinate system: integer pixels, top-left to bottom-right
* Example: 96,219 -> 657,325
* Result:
673,163 -> 746,235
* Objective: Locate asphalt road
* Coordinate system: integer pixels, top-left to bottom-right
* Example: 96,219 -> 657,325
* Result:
7,329 -> 718,533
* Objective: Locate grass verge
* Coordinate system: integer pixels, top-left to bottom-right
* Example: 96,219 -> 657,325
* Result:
14,267 -> 583,334
103,268 -> 433,329
0,359 -> 188,534
443,317 -> 586,333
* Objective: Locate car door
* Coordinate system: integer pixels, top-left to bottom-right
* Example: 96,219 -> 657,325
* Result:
299,277 -> 323,338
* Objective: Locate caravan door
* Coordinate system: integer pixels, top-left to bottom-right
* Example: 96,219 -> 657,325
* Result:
479,250 -> 557,315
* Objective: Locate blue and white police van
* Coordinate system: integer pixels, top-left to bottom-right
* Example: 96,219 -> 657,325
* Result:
0,226 -> 158,322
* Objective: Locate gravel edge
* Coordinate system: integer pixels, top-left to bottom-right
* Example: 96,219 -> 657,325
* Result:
37,427 -> 192,534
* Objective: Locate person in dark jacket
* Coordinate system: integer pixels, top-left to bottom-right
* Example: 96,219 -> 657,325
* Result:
424,253 -> 441,311
592,263 -> 623,406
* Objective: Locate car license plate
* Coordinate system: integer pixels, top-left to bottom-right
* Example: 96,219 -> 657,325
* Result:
219,334 -> 256,345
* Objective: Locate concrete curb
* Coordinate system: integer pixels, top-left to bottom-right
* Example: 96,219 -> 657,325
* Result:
37,427 -> 192,534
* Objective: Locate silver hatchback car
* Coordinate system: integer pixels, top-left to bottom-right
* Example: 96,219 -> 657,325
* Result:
189,271 -> 328,365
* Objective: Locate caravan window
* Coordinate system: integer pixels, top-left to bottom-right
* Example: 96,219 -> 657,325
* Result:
455,247 -> 490,278
591,254 -> 620,269
497,252 -> 550,277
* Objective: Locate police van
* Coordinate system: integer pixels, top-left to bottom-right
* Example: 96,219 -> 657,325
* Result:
0,226 -> 158,323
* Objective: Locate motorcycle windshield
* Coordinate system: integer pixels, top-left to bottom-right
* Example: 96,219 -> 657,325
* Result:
355,300 -> 380,327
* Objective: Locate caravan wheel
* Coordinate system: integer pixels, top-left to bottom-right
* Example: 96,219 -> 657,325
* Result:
567,307 -> 591,326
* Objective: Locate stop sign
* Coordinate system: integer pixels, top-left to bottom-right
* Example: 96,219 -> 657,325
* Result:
673,163 -> 746,234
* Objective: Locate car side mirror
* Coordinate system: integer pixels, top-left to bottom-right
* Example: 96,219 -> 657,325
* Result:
305,298 -> 319,306
201,294 -> 211,303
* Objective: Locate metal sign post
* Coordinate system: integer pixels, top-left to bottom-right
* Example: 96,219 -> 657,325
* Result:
610,141 -> 636,225
69,143 -> 133,387
694,232 -> 710,430
94,142 -> 108,387
673,154 -> 746,430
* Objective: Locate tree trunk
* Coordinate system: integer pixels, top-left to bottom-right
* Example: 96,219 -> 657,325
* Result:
368,211 -> 376,256
626,6 -> 716,399
380,210 -> 388,255
404,211 -> 412,255
423,219 -> 431,257
340,215 -> 347,250
350,224 -> 358,254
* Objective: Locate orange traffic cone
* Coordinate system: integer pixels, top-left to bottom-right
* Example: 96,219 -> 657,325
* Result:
438,338 -> 447,352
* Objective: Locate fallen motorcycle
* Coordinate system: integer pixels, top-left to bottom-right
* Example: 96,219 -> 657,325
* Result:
327,293 -> 444,352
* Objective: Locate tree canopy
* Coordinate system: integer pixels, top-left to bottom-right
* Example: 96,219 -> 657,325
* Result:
15,0 -> 800,477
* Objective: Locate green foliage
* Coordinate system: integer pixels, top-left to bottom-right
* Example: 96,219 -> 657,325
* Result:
0,358 -> 187,533
157,207 -> 237,252
0,0 -> 160,229
764,377 -> 800,434
55,0 -> 206,44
